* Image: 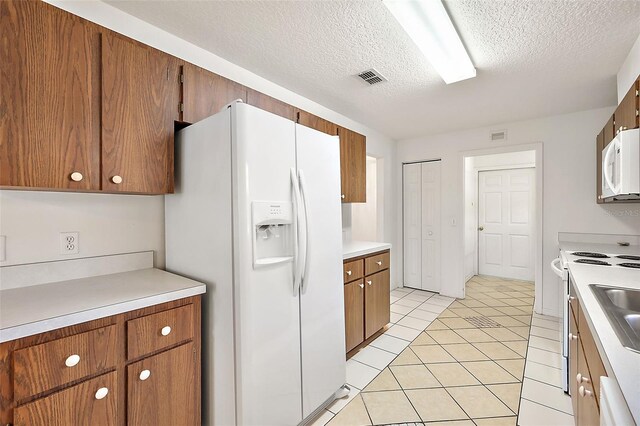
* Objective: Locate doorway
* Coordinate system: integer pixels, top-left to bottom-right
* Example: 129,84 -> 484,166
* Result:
463,149 -> 538,290
402,160 -> 441,293
478,168 -> 535,281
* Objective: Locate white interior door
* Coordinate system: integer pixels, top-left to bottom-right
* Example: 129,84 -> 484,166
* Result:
403,163 -> 422,288
478,168 -> 535,281
421,161 -> 441,292
295,124 -> 345,420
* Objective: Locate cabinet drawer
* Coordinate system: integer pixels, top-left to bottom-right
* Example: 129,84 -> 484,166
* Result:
343,259 -> 364,283
127,304 -> 194,360
14,371 -> 117,426
365,251 -> 390,276
13,325 -> 117,400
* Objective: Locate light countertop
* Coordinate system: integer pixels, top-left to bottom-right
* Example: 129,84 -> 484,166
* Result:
343,240 -> 391,260
561,244 -> 640,423
0,268 -> 206,343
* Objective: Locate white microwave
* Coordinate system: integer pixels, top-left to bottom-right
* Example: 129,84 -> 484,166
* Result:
602,128 -> 640,200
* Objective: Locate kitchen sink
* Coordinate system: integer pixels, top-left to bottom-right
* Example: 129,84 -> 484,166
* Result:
590,285 -> 640,353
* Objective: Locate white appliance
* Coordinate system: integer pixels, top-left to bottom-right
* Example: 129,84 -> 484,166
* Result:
165,102 -> 348,426
550,255 -> 570,393
602,128 -> 640,200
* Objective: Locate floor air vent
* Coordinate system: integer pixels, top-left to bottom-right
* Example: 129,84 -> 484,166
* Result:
464,316 -> 503,328
357,68 -> 388,85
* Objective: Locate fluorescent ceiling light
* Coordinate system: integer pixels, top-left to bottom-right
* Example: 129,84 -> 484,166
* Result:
383,0 -> 476,84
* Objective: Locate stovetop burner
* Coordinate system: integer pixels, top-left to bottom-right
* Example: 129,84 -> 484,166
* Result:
572,251 -> 609,258
616,255 -> 640,261
618,262 -> 640,269
574,259 -> 611,266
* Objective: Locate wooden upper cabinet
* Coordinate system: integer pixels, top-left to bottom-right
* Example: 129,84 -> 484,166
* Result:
603,115 -> 615,147
0,0 -> 101,190
296,110 -> 338,135
337,126 -> 366,203
246,89 -> 296,121
182,64 -> 246,123
101,33 -> 180,194
127,343 -> 197,426
614,77 -> 639,133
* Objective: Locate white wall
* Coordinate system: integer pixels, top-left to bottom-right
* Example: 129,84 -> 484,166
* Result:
3,1 -> 399,284
463,151 -> 536,281
352,157 -> 378,241
0,191 -> 165,268
617,33 -> 640,102
397,107 -> 640,316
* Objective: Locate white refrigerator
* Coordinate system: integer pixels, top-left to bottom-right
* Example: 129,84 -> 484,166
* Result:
165,102 -> 347,426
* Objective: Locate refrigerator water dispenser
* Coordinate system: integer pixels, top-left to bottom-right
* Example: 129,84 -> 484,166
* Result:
252,201 -> 294,268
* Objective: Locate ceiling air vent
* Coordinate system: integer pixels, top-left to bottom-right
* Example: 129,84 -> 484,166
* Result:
357,68 -> 388,85
490,130 -> 507,141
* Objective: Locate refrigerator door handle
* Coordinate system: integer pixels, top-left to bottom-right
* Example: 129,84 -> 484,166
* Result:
291,168 -> 303,296
298,169 -> 311,293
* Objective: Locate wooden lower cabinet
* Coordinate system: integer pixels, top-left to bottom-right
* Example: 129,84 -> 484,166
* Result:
0,296 -> 201,425
365,270 -> 390,339
344,280 -> 365,353
344,250 -> 391,354
127,343 -> 196,426
14,371 -> 117,426
570,282 -> 608,426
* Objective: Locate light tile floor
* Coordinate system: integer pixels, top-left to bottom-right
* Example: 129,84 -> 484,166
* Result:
309,275 -> 574,426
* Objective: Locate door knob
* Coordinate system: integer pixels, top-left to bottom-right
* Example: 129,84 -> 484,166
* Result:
478,226 -> 484,231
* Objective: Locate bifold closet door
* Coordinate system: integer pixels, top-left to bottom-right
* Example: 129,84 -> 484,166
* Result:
421,161 -> 441,293
403,163 -> 422,288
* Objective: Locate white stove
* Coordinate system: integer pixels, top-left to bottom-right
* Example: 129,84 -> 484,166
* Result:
564,251 -> 640,269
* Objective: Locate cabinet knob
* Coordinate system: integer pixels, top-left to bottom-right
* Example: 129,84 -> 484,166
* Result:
346,270 -> 352,276
161,326 -> 172,336
139,369 -> 151,381
70,172 -> 83,182
569,333 -> 578,341
567,295 -> 575,302
376,261 -> 382,266
367,280 -> 372,286
359,283 -> 364,289
576,373 -> 590,384
341,194 -> 345,199
578,386 -> 592,397
111,175 -> 123,184
95,387 -> 109,400
65,354 -> 80,367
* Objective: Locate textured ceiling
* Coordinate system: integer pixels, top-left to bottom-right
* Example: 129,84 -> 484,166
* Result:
104,0 -> 640,140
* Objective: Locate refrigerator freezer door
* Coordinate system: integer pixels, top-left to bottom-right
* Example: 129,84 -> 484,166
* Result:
295,124 -> 346,419
233,104 -> 303,425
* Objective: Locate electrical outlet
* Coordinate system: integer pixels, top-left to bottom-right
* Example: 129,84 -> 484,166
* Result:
60,232 -> 79,255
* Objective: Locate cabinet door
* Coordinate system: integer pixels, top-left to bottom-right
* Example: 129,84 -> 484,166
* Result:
603,115 -> 615,147
297,110 -> 338,135
569,311 -> 578,417
337,126 -> 366,203
614,78 -> 639,133
246,89 -> 295,120
344,280 -> 365,353
127,343 -> 197,426
102,33 -> 180,194
364,269 -> 390,339
577,343 -> 600,426
182,64 -> 247,123
13,371 -> 117,426
596,129 -> 604,204
0,0 -> 101,190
